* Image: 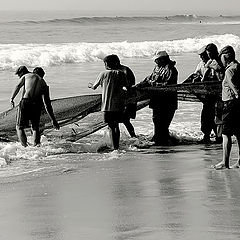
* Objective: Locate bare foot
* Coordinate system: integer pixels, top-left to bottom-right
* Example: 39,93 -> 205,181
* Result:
230,162 -> 240,169
212,162 -> 228,170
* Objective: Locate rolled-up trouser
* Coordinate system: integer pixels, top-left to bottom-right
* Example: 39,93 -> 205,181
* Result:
201,99 -> 217,137
222,99 -> 240,136
152,108 -> 176,145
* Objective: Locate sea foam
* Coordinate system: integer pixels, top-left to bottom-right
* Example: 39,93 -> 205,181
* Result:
0,34 -> 239,70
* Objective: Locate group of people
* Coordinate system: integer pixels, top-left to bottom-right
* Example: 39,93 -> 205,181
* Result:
10,43 -> 240,169
89,51 -> 178,150
10,66 -> 60,147
185,43 -> 240,169
187,43 -> 224,144
88,44 -> 240,169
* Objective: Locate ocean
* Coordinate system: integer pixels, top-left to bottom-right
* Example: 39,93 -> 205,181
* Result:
1,11 -> 240,175
1,11 -> 240,240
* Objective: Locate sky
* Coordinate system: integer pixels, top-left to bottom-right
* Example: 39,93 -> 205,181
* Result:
1,0 -> 240,15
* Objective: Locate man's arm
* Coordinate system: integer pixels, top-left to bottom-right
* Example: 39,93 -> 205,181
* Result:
126,67 -> 136,86
225,68 -> 239,98
88,72 -> 103,90
10,76 -> 25,108
201,68 -> 211,82
42,86 -> 60,130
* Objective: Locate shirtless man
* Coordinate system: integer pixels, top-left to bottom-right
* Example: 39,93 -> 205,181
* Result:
10,66 -> 59,147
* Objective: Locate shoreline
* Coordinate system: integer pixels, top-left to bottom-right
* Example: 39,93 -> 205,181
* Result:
1,146 -> 240,239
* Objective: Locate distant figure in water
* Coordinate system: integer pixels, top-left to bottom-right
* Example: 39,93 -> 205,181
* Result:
88,55 -> 128,151
10,66 -> 59,147
136,51 -> 178,146
112,55 -> 137,138
213,46 -> 240,169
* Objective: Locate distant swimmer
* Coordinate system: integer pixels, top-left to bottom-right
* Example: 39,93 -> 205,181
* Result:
88,55 -> 128,151
10,66 -> 60,147
213,46 -> 240,169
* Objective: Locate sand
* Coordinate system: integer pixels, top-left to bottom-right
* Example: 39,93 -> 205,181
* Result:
0,144 -> 240,240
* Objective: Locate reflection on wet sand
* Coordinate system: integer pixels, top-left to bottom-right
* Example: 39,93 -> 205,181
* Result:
0,145 -> 240,240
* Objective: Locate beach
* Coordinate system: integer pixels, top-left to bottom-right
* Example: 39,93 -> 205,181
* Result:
1,11 -> 240,239
1,144 -> 240,240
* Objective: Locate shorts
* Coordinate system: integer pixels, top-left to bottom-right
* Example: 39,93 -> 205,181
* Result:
103,111 -> 123,124
222,99 -> 240,136
17,98 -> 42,130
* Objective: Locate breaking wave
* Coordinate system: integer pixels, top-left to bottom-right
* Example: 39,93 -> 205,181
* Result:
0,34 -> 239,70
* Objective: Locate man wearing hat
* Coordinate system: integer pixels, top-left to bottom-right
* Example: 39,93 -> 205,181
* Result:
182,46 -> 209,84
194,45 -> 223,144
213,45 -> 240,169
194,46 -> 209,78
137,50 -> 178,146
10,65 -> 59,147
194,46 -> 215,144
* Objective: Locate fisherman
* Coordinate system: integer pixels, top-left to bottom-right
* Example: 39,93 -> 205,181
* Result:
193,45 -> 222,143
10,66 -> 59,147
136,51 -> 178,146
213,46 -> 240,169
202,43 -> 224,144
195,46 -> 216,144
203,43 -> 224,82
112,54 -> 137,138
183,46 -> 209,84
88,55 -> 128,151
33,67 -> 60,132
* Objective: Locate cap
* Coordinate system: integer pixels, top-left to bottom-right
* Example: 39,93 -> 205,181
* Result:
15,66 -> 29,75
154,51 -> 169,60
219,45 -> 235,56
197,46 -> 206,55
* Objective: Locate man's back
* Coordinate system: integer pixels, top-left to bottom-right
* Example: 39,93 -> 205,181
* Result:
119,64 -> 135,87
96,69 -> 127,112
222,60 -> 240,101
22,73 -> 47,101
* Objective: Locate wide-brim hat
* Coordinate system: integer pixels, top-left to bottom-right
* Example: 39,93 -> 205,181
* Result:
154,51 -> 169,60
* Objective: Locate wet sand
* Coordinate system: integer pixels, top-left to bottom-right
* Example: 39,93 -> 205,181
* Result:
0,144 -> 240,240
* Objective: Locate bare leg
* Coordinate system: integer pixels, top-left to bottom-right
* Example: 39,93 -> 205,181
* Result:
213,134 -> 231,169
108,123 -> 120,150
32,128 -> 41,146
123,119 -> 136,138
16,127 -> 28,147
230,134 -> 240,168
